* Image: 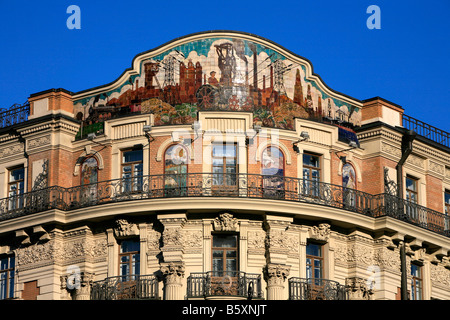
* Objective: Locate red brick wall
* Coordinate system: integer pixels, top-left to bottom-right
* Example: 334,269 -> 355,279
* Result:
22,281 -> 39,300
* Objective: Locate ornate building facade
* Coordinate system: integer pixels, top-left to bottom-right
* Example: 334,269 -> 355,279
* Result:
0,31 -> 449,301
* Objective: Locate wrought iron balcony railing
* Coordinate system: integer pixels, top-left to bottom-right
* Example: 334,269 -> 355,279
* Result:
288,277 -> 349,300
90,274 -> 159,300
0,102 -> 30,129
0,173 -> 448,238
186,271 -> 263,299
403,114 -> 450,149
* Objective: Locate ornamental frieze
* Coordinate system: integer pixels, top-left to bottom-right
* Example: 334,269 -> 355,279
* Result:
247,231 -> 266,250
431,264 -> 450,288
373,247 -> 400,272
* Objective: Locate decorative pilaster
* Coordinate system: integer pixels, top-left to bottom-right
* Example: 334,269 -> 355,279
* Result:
264,215 -> 293,265
160,262 -> 185,300
158,213 -> 187,262
265,263 -> 290,300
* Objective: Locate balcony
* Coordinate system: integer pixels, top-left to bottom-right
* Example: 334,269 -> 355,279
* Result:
288,278 -> 349,300
186,271 -> 263,300
90,274 -> 159,300
0,173 -> 448,238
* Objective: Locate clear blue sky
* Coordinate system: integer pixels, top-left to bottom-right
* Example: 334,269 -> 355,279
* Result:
0,0 -> 449,131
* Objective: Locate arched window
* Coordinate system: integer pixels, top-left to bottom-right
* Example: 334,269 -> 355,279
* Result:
261,146 -> 285,198
164,144 -> 188,196
342,163 -> 356,207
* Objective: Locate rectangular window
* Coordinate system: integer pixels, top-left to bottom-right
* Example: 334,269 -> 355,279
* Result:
306,242 -> 323,284
445,190 -> 450,232
302,153 -> 321,197
406,176 -> 419,221
8,166 -> 24,210
0,255 -> 15,300
212,144 -> 237,188
410,263 -> 422,300
121,149 -> 143,192
119,240 -> 140,278
212,234 -> 238,277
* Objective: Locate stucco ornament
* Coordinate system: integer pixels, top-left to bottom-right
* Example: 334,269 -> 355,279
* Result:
265,263 -> 290,286
160,262 -> 185,284
114,219 -> 139,239
309,223 -> 330,242
213,212 -> 238,232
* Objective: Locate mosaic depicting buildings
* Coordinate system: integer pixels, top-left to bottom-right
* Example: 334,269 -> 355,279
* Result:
73,37 -> 362,130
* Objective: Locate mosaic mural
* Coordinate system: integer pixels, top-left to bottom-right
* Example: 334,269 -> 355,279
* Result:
74,36 -> 362,131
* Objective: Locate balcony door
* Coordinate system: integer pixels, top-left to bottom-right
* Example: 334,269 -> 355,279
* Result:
306,242 -> 324,300
261,146 -> 285,199
212,144 -> 238,195
211,234 -> 238,295
164,144 -> 188,197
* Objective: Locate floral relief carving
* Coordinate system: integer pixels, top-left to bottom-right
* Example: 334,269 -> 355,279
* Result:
247,231 -> 266,250
181,230 -> 203,248
373,247 -> 400,272
163,228 -> 183,247
147,229 -> 161,250
431,264 -> 450,288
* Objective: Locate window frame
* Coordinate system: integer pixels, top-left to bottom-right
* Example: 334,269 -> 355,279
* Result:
306,242 -> 324,283
405,175 -> 418,204
7,165 -> 25,210
211,143 -> 238,188
0,254 -> 15,300
211,233 -> 239,276
410,263 -> 423,300
302,153 -> 321,197
121,148 -> 144,192
118,239 -> 141,278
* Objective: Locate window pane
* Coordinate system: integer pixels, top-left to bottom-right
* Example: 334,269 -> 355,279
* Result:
121,240 -> 140,253
406,177 -> 416,191
303,154 -> 320,168
123,150 -> 143,163
306,243 -> 321,257
9,168 -> 24,182
213,235 -> 237,248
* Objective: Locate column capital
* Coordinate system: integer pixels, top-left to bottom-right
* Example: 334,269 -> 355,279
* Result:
160,262 -> 185,285
265,263 -> 290,286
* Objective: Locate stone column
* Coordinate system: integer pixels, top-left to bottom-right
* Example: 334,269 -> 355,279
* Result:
160,262 -> 185,300
265,263 -> 290,300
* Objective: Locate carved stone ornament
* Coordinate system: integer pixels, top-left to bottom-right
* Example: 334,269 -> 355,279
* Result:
265,263 -> 290,286
213,212 -> 238,232
160,262 -> 185,284
114,219 -> 139,239
345,277 -> 373,300
60,271 -> 94,300
309,223 -> 330,242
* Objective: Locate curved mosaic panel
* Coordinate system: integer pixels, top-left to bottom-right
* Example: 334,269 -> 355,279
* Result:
73,33 -> 362,131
